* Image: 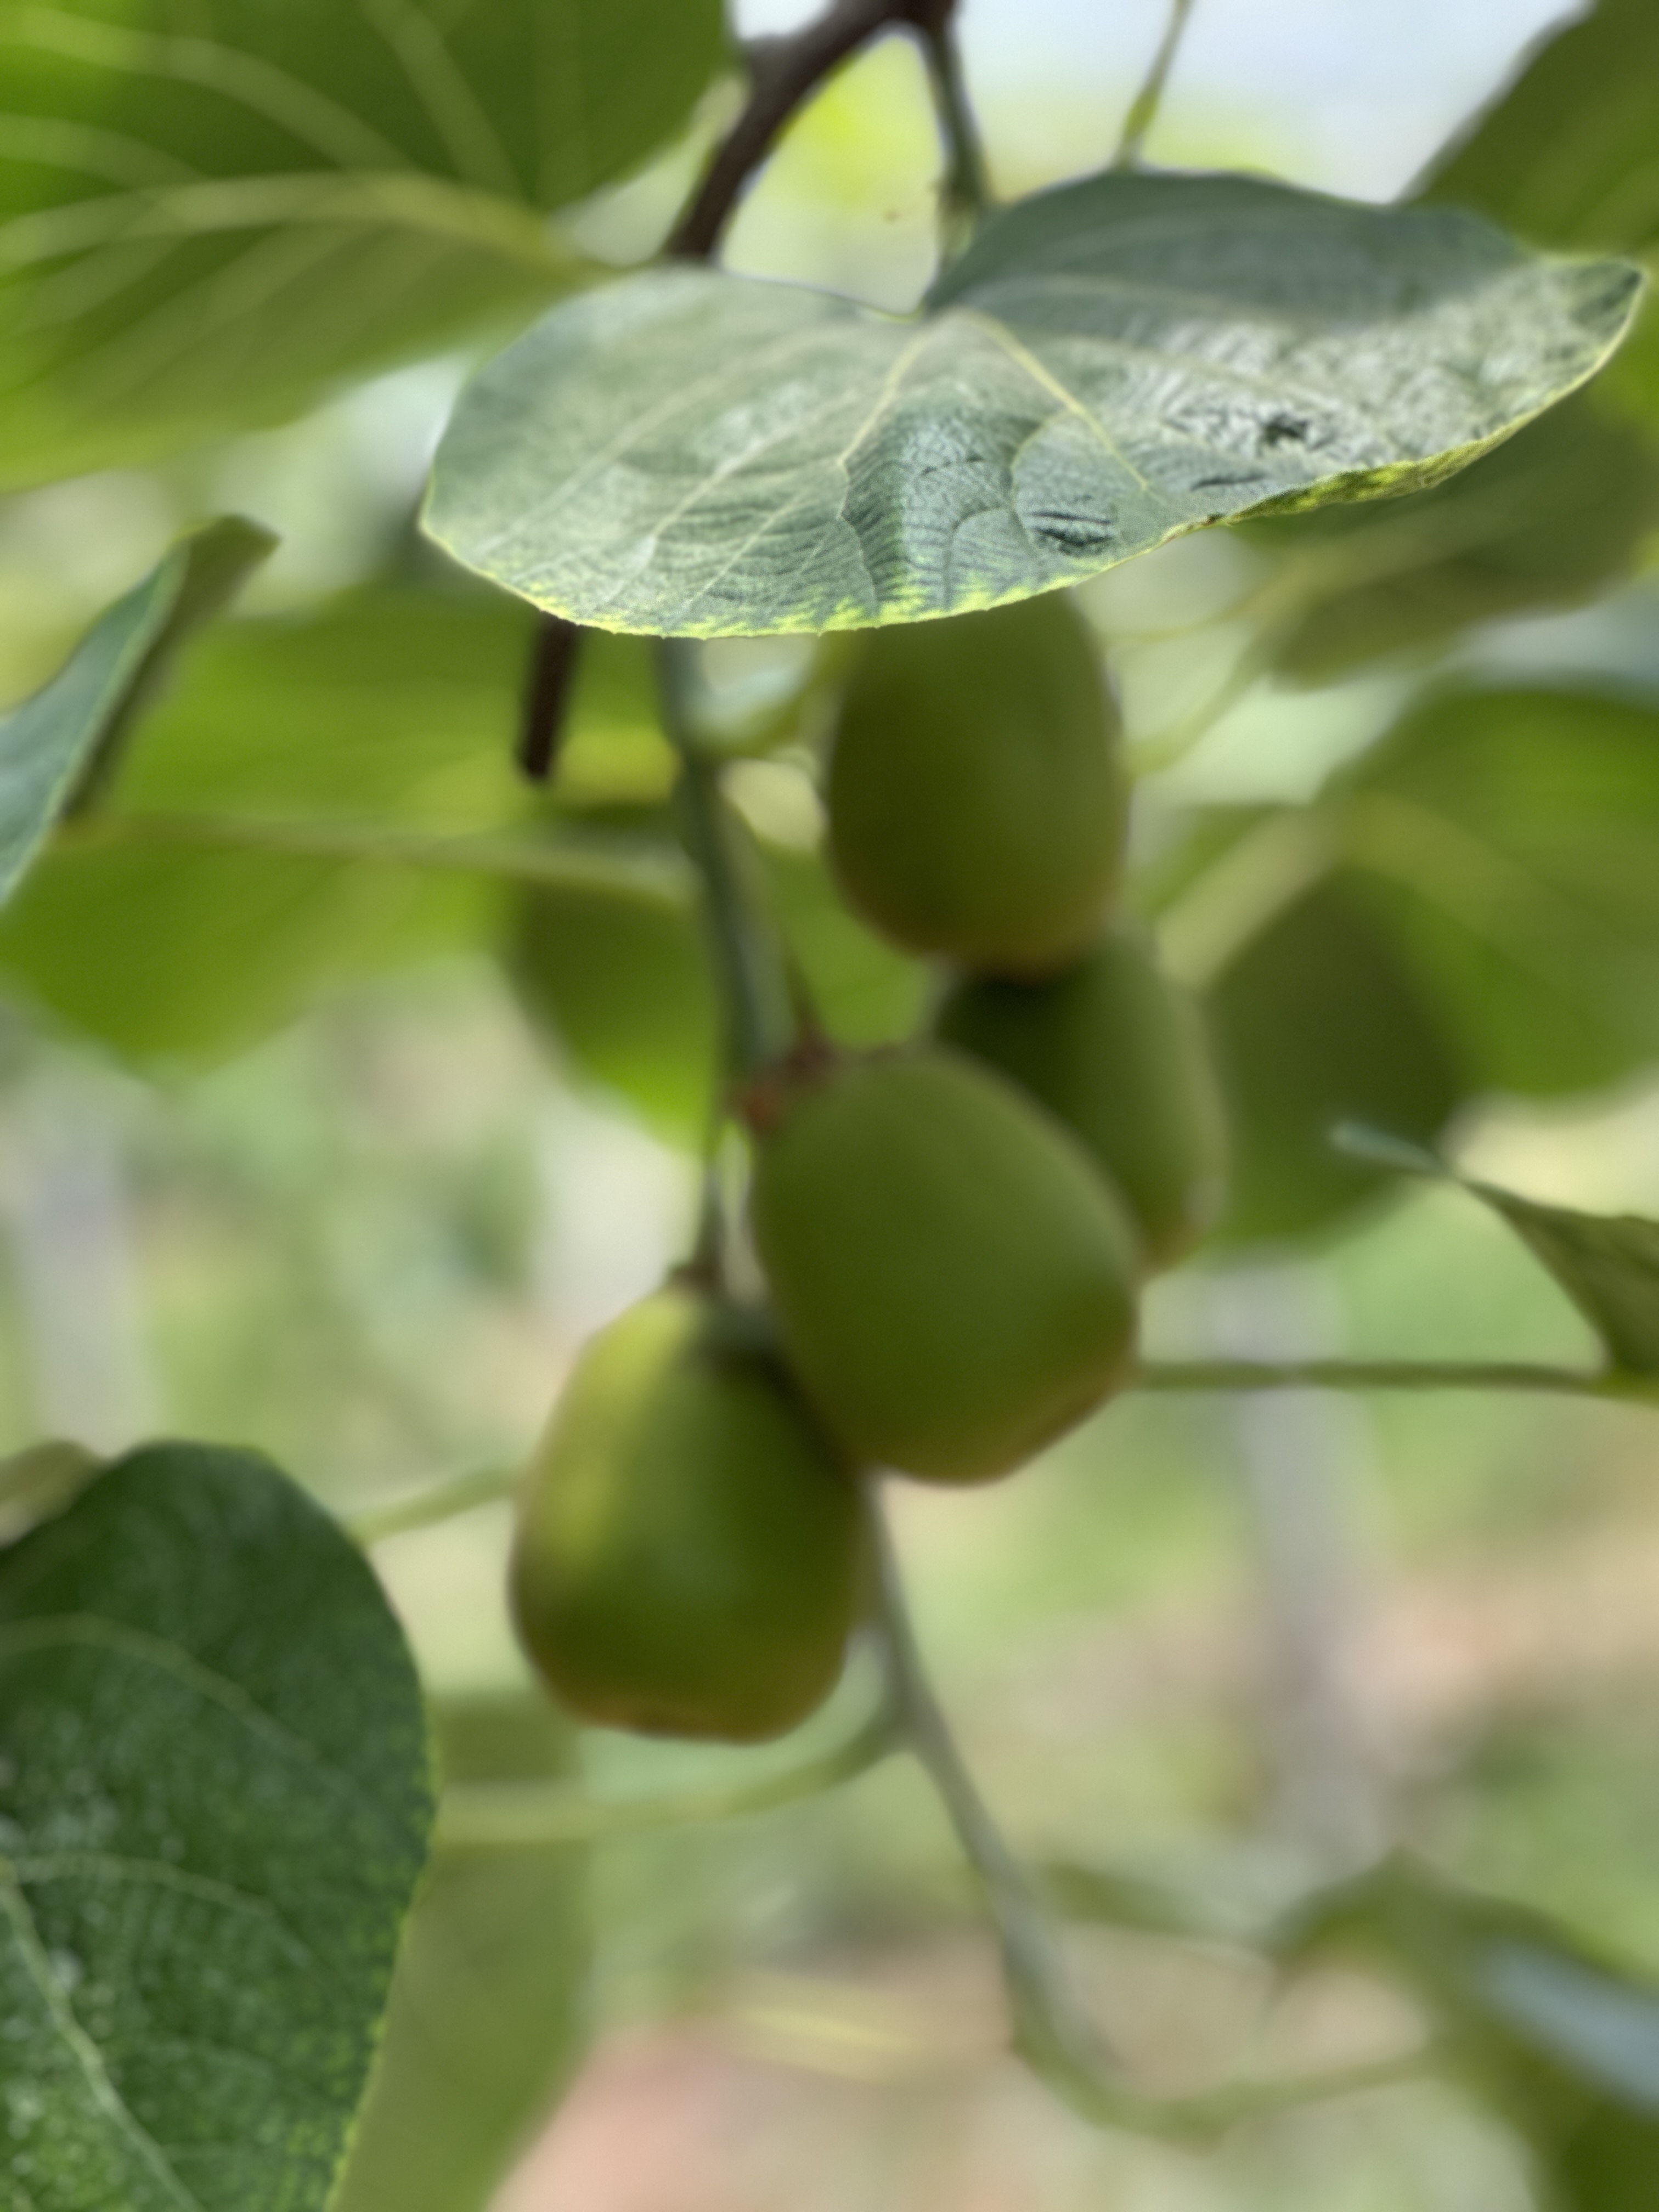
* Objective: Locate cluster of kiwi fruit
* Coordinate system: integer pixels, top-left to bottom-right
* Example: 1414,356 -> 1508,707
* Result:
511,595 -> 1228,1743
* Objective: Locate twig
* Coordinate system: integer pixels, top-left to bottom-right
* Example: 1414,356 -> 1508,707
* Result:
915,7 -> 991,237
438,1702 -> 895,1850
518,613 -> 585,782
670,0 -> 968,263
1114,0 -> 1199,168
660,639 -> 797,1080
1131,1358 -> 1654,1405
868,1486 -> 1436,2139
866,1487 -> 1118,2085
53,809 -> 696,908
346,1463 -> 517,1547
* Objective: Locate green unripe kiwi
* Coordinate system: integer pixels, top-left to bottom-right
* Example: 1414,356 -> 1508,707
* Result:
510,1286 -> 861,1742
749,1048 -> 1141,1482
935,923 -> 1229,1272
826,596 -> 1126,974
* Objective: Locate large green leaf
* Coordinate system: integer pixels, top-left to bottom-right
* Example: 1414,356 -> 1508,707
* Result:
424,168 -> 1641,638
0,517 -> 274,908
1341,686 -> 1659,1100
0,0 -> 727,484
1202,877 -> 1465,1245
0,1441 -> 432,2211
1249,392 -> 1659,682
1292,1857 -> 1659,2212
331,1693 -> 588,2212
0,583 -> 672,1063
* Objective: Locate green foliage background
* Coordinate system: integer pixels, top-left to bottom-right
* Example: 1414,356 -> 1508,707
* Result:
4,1 -> 1659,2208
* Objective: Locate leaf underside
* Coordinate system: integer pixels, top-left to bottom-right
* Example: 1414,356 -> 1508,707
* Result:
424,170 -> 1642,637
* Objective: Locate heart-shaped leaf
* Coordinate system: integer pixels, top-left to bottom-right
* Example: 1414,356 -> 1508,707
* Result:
0,1442 -> 432,2211
0,518 -> 274,910
425,169 -> 1641,637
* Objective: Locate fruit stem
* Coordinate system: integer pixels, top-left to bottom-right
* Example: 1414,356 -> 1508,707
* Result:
659,639 -> 799,1082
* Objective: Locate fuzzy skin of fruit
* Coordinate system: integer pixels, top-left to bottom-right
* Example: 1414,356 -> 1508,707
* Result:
749,1048 -> 1141,1482
826,596 -> 1126,974
935,924 -> 1229,1272
510,1288 -> 861,1742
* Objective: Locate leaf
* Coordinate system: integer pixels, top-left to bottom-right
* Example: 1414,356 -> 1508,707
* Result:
1422,0 -> 1659,260
0,517 -> 274,909
1250,391 -> 1659,682
1341,685 -> 1659,1099
760,839 -> 927,1049
331,1692 -> 588,2212
424,168 -> 1641,638
0,1441 -> 432,2212
1334,1127 -> 1659,1378
1202,877 -> 1465,1245
0,0 -> 727,484
0,584 -> 673,1063
506,823 -> 716,1143
1461,1190 -> 1659,1379
0,1440 -> 101,1546
1290,1857 -> 1659,2212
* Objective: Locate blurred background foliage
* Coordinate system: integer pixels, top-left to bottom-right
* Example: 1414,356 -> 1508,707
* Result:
5,1 -> 1659,2207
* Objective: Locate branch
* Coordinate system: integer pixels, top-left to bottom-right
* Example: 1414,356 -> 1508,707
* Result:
346,1463 -> 516,1547
53,809 -> 696,907
1114,0 -> 1199,168
437,1703 -> 895,1850
518,613 -> 585,783
1132,1358 -> 1654,1406
659,639 -> 797,1080
868,1486 -> 1436,2138
671,0 -> 963,262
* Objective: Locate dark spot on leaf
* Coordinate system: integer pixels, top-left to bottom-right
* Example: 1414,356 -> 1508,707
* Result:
1261,414 -> 1310,448
1192,473 -> 1269,492
1025,510 -> 1116,556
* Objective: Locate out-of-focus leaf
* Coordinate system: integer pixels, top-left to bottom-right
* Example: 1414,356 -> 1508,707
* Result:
1342,685 -> 1659,1099
1471,1192 -> 1659,1376
425,170 -> 1639,637
0,584 -> 673,1063
0,1438 -> 100,1544
1291,1857 -> 1659,2212
1336,1128 -> 1659,1378
1423,0 -> 1659,259
761,839 -> 926,1051
1419,0 -> 1659,423
0,517 -> 274,906
0,1441 -> 432,2212
332,1692 -> 588,2212
1249,393 -> 1659,681
507,836 -> 715,1143
0,0 -> 727,484
1203,878 -> 1464,1245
